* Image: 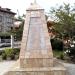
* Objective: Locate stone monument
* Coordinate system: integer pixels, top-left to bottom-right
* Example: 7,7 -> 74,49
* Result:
4,1 -> 66,75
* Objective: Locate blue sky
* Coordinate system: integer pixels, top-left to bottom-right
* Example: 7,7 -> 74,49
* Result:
0,0 -> 75,16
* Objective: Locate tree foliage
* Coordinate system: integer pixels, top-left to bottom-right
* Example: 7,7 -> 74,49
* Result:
50,3 -> 75,61
50,3 -> 75,38
15,20 -> 24,41
10,16 -> 25,41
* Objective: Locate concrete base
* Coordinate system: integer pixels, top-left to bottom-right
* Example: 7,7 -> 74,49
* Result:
4,60 -> 66,75
20,58 -> 53,68
4,68 -> 66,75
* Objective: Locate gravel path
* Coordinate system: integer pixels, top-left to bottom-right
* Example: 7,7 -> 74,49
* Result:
0,61 -> 15,75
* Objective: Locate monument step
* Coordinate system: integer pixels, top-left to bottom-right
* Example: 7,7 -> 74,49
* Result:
4,67 -> 66,75
20,58 -> 53,68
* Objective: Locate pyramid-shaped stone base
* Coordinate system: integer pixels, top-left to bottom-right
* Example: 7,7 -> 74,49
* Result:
4,59 -> 66,75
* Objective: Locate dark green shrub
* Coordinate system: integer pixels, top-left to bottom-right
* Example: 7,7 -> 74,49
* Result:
2,53 -> 7,60
59,54 -> 64,60
13,48 -> 20,54
0,50 -> 4,55
51,38 -> 63,51
4,48 -> 14,57
14,48 -> 20,59
10,54 -> 15,60
53,50 -> 64,59
1,48 -> 20,60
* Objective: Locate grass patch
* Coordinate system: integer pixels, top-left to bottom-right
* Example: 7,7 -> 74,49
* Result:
53,50 -> 64,59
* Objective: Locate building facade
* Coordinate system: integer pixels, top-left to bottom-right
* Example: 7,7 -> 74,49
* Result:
0,7 -> 16,48
0,7 -> 16,32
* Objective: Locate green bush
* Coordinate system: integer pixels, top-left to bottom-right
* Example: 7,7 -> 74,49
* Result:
13,48 -> 20,55
10,54 -> 15,60
13,48 -> 20,59
4,48 -> 14,57
2,48 -> 20,60
0,50 -> 4,55
53,50 -> 64,60
51,38 -> 63,51
2,53 -> 7,60
2,48 -> 15,60
59,54 -> 64,60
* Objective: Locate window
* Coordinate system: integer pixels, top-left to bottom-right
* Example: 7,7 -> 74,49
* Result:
11,27 -> 13,30
6,17 -> 13,24
7,26 -> 11,31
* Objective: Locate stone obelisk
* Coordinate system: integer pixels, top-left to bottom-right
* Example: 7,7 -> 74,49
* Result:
20,1 -> 53,68
5,1 -> 66,75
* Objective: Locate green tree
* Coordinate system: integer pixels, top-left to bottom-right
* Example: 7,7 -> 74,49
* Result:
10,15 -> 25,41
50,3 -> 75,39
15,20 -> 24,41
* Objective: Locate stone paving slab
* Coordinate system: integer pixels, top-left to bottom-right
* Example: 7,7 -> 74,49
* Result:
62,63 -> 75,75
0,61 -> 15,75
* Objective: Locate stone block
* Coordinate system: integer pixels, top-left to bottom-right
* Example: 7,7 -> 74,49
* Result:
4,67 -> 66,75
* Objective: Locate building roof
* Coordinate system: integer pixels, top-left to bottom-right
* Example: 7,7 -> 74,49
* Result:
0,7 -> 16,15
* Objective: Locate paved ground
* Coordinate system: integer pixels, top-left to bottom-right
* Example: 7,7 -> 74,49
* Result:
0,61 -> 75,75
63,63 -> 75,75
0,61 -> 15,75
